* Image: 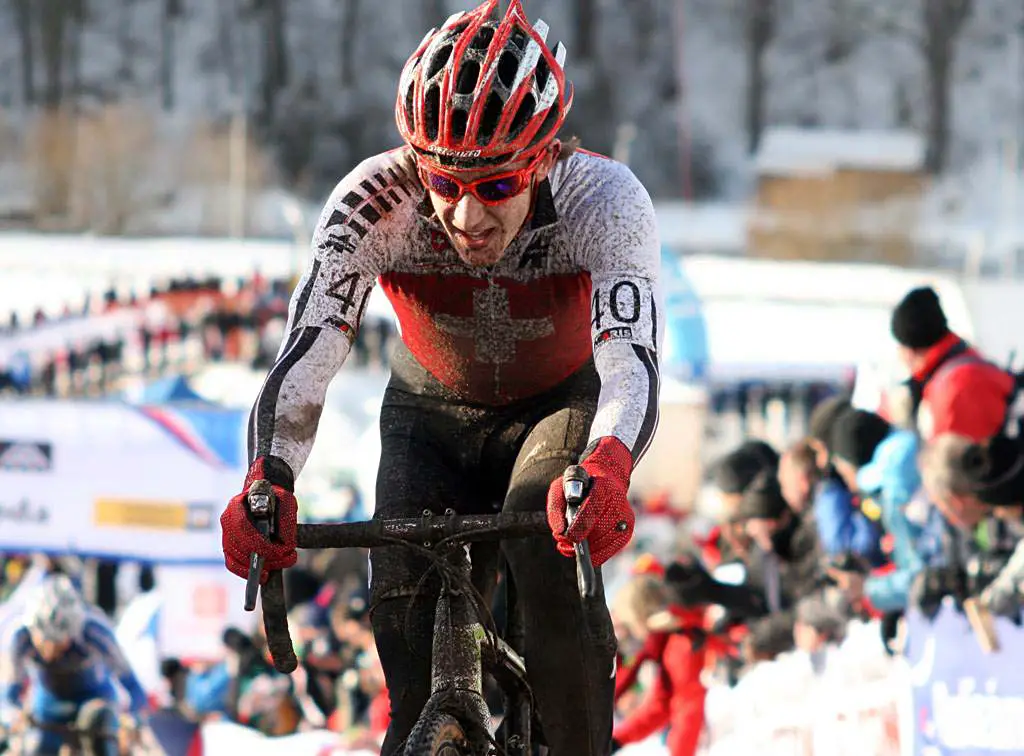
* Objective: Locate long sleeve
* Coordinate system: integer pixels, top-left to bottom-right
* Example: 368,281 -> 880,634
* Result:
248,158 -> 389,476
576,158 -> 663,465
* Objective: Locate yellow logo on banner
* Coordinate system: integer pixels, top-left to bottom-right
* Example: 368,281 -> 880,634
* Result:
93,499 -> 213,531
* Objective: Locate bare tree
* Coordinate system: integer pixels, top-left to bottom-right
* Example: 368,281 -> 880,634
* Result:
116,0 -> 137,87
922,0 -> 971,173
340,0 -> 360,88
745,0 -> 776,154
867,0 -> 973,173
575,0 -> 596,61
67,0 -> 86,109
12,0 -> 34,105
254,0 -> 288,124
160,0 -> 183,110
39,0 -> 70,107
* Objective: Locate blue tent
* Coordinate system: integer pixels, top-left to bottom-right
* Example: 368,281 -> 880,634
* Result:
138,375 -> 210,405
660,249 -> 709,382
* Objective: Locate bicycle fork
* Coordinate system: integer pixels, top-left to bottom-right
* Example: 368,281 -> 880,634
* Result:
430,544 -> 492,742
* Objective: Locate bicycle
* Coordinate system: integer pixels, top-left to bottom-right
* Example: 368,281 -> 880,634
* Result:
241,467 -> 598,755
2,700 -> 122,756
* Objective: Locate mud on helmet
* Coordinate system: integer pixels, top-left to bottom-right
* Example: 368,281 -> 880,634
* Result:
28,574 -> 86,645
396,0 -> 573,171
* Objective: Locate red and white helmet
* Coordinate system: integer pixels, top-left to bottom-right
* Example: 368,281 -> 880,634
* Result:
396,0 -> 573,171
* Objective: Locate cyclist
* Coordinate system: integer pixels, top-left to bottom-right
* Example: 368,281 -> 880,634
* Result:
220,0 -> 662,752
0,575 -> 151,755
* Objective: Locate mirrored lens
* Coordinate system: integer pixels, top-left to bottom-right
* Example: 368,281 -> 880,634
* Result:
424,172 -> 461,200
476,175 -> 524,203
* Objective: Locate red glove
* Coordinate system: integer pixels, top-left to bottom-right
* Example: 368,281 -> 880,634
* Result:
546,436 -> 635,566
220,456 -> 298,583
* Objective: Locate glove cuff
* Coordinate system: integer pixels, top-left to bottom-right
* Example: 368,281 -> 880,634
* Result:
246,455 -> 295,492
580,436 -> 634,481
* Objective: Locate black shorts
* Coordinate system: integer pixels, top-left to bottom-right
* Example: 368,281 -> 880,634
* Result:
369,350 -> 617,755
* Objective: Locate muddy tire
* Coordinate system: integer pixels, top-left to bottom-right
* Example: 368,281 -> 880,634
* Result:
403,711 -> 469,755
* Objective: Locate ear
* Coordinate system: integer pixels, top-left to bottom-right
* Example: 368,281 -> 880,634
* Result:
534,141 -> 560,182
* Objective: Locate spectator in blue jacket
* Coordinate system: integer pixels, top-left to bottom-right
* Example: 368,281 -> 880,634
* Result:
805,397 -> 883,565
827,409 -> 933,612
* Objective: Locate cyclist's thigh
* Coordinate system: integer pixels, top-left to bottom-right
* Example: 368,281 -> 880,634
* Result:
369,393 -> 478,606
503,373 -> 598,516
501,395 -> 617,754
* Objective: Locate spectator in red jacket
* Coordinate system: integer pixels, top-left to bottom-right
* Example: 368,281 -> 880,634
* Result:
891,286 -> 1015,442
611,560 -> 713,756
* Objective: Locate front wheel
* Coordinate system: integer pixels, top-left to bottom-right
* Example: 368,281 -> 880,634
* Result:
404,712 -> 469,755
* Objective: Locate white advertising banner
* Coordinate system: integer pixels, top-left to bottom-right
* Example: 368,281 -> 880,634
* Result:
156,564 -> 258,660
0,400 -> 245,563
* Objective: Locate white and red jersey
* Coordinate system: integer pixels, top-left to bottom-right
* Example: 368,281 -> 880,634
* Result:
251,146 -> 663,478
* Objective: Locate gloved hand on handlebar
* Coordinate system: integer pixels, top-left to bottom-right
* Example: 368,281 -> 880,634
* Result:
221,455 -> 298,582
546,436 -> 635,567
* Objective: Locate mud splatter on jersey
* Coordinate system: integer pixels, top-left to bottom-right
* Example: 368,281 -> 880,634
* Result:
250,147 -> 663,478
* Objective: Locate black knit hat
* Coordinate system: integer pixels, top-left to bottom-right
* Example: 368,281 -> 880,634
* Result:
735,471 -> 789,521
891,286 -> 950,349
713,440 -> 780,495
959,434 -> 1024,506
808,395 -> 852,445
830,409 -> 892,468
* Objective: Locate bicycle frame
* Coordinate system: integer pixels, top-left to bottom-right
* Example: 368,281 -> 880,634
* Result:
247,504 -> 596,755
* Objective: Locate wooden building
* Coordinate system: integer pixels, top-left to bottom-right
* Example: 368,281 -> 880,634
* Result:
748,128 -> 927,265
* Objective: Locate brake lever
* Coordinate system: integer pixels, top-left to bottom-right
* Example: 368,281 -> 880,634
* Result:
562,465 -> 597,599
244,479 -> 276,612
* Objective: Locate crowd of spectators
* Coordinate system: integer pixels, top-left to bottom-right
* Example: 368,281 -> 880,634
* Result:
4,283 -> 1024,752
0,274 -> 397,398
607,285 -> 1024,754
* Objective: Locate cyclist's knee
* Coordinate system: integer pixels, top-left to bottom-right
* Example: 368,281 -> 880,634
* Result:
75,700 -> 118,756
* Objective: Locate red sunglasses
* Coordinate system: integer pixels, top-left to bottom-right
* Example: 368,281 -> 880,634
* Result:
417,148 -> 551,206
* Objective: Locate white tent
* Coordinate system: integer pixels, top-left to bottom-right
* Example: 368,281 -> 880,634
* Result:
679,255 -> 972,381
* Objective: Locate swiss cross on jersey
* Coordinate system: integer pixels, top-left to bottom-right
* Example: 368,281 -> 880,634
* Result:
381,271 -> 593,404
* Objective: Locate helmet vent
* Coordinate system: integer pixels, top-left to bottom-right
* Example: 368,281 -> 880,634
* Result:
455,60 -> 481,95
404,83 -> 416,132
534,55 -> 550,93
479,92 -> 505,145
424,85 -> 441,140
470,26 -> 495,50
426,45 -> 454,80
451,108 -> 469,141
510,28 -> 528,50
509,93 -> 535,139
497,50 -> 519,89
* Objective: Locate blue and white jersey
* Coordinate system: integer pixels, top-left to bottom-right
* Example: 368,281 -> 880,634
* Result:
0,609 -> 148,722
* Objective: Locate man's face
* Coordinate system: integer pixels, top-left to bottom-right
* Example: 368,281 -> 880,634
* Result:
779,453 -> 812,513
933,492 -> 989,531
425,145 -> 558,267
897,344 -> 922,374
745,516 -> 783,552
808,438 -> 830,472
29,631 -> 70,662
832,457 -> 859,492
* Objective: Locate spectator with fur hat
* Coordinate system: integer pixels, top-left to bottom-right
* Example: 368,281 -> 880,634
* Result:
891,286 -> 1015,442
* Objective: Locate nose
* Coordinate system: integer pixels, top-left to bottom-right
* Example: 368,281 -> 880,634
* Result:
451,192 -> 486,230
